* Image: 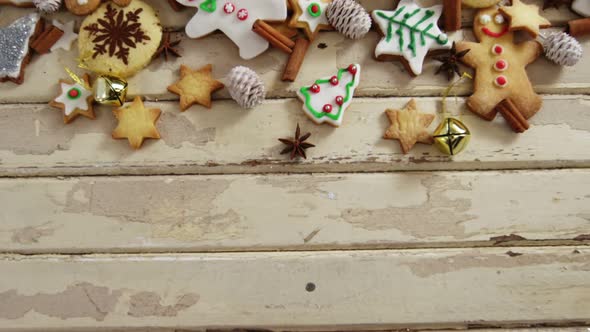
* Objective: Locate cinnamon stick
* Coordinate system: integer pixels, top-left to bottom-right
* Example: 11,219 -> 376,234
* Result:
567,18 -> 590,37
282,37 -> 310,82
167,0 -> 185,11
443,0 -> 462,32
254,24 -> 293,54
496,99 -> 530,133
255,20 -> 295,49
31,25 -> 64,54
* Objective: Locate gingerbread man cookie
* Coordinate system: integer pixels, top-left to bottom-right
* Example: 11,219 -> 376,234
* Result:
175,0 -> 288,60
455,7 -> 542,126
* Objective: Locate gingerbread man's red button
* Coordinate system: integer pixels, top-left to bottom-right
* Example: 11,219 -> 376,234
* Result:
494,75 -> 508,88
494,59 -> 508,71
492,44 -> 504,55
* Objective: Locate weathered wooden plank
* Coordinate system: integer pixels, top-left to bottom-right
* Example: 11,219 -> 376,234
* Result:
1,28 -> 589,103
0,247 -> 588,330
1,169 -> 588,253
0,96 -> 589,177
0,0 -> 578,30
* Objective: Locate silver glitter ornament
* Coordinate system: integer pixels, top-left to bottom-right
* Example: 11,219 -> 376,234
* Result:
0,14 -> 41,84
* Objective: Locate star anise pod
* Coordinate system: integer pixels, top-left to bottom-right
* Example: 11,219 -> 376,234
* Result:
278,123 -> 315,160
154,32 -> 182,61
542,0 -> 571,10
434,42 -> 470,81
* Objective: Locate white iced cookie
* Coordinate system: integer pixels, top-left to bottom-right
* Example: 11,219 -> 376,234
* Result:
372,0 -> 451,76
572,0 -> 590,17
296,64 -> 361,127
288,0 -> 333,41
175,0 -> 287,60
51,20 -> 77,52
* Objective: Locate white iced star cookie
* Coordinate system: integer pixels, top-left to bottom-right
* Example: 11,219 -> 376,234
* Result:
288,0 -> 333,41
175,0 -> 288,59
49,74 -> 95,123
372,0 -> 451,76
572,0 -> 590,17
51,20 -> 78,52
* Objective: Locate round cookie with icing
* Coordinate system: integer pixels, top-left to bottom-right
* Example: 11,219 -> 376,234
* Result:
296,64 -> 361,127
175,0 -> 288,60
288,0 -> 333,41
65,0 -> 101,15
372,0 -> 451,76
572,0 -> 590,17
49,74 -> 95,123
455,7 -> 543,127
78,0 -> 162,77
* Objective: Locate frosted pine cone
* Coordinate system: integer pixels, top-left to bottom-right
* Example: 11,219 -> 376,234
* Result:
227,66 -> 265,109
542,32 -> 583,67
33,0 -> 62,12
326,0 -> 372,40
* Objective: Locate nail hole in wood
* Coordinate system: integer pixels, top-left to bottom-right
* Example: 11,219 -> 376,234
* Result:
306,282 -> 316,292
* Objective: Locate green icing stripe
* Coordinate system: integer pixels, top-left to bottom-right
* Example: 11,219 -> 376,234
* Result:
376,6 -> 449,58
299,67 -> 358,121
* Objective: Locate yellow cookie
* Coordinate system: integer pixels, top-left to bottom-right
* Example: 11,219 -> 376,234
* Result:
462,0 -> 501,8
78,0 -> 162,78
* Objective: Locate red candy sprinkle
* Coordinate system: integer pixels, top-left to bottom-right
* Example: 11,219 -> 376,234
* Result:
223,2 -> 235,14
495,75 -> 507,86
494,59 -> 507,71
335,96 -> 344,105
68,89 -> 79,98
330,76 -> 339,85
323,104 -> 333,113
310,84 -> 320,93
347,64 -> 357,74
237,8 -> 248,20
493,44 -> 503,55
311,4 -> 319,13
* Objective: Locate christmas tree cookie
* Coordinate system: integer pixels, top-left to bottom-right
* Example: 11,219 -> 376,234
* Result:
0,14 -> 41,84
175,0 -> 288,59
296,64 -> 361,127
372,0 -> 451,76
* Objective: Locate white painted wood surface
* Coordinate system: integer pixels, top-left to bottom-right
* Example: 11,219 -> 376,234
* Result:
0,0 -> 589,330
0,169 -> 588,253
1,96 -> 590,177
0,247 -> 589,330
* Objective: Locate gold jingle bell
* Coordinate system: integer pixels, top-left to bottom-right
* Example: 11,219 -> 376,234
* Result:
94,75 -> 128,106
433,117 -> 471,155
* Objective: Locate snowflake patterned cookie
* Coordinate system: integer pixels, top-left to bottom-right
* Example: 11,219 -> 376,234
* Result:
296,64 -> 361,127
372,0 -> 451,76
78,0 -> 162,78
288,0 -> 333,41
572,0 -> 590,17
175,0 -> 288,60
49,74 -> 95,124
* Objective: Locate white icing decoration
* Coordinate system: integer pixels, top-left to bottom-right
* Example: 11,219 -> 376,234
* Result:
77,0 -> 88,5
296,0 -> 330,36
51,20 -> 78,52
296,64 -> 361,127
372,0 -> 451,76
54,82 -> 92,116
479,14 -> 492,24
494,14 -> 505,24
175,0 -> 287,59
572,0 -> 590,18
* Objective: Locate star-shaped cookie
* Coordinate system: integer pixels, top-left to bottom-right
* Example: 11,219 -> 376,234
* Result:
499,0 -> 551,38
51,20 -> 78,52
288,0 -> 333,41
49,74 -> 95,124
383,99 -> 435,154
112,96 -> 161,149
175,0 -> 287,59
168,64 -> 225,111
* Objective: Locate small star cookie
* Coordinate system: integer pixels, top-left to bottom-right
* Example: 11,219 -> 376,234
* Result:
383,99 -> 435,154
112,96 -> 161,149
288,0 -> 333,41
499,0 -> 551,38
168,64 -> 225,111
49,74 -> 95,124
51,20 -> 78,52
